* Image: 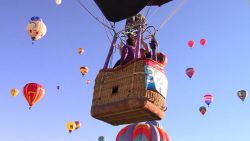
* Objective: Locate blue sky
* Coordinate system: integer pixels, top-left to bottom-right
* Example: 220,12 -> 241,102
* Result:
1,0 -> 250,140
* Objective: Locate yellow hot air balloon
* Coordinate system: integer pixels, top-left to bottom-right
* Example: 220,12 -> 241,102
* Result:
78,48 -> 84,55
80,67 -> 89,76
10,88 -> 19,97
55,0 -> 62,5
66,122 -> 76,133
26,16 -> 47,43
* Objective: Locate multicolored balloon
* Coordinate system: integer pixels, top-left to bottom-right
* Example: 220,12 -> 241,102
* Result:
186,67 -> 195,79
80,67 -> 89,76
75,121 -> 81,130
23,83 -> 45,109
26,16 -> 47,43
116,123 -> 170,141
199,106 -> 207,115
78,48 -> 84,55
200,38 -> 207,46
187,40 -> 195,48
10,88 -> 19,97
237,90 -> 248,102
66,122 -> 76,134
204,93 -> 213,107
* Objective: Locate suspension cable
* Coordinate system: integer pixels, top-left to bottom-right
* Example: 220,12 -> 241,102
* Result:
157,0 -> 187,31
75,0 -> 115,32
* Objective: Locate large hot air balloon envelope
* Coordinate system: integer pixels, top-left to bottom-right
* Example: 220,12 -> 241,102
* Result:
23,83 -> 45,109
26,16 -> 47,42
94,0 -> 172,22
237,90 -> 248,102
204,93 -> 213,107
10,88 -> 19,97
187,40 -> 195,48
66,122 -> 76,133
199,106 -> 207,115
116,122 -> 170,141
186,67 -> 195,79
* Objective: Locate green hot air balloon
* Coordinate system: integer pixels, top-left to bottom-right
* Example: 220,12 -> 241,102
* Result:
98,136 -> 105,141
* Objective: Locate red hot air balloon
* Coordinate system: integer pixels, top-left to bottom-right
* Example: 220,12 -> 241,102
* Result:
186,67 -> 195,79
204,93 -> 213,107
187,40 -> 195,48
199,106 -> 207,115
116,123 -> 170,141
200,38 -> 207,46
23,83 -> 45,109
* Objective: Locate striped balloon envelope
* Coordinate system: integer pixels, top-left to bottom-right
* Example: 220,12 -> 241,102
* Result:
116,122 -> 170,141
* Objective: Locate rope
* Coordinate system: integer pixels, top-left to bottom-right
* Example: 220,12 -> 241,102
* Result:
75,0 -> 115,32
157,0 -> 187,31
101,15 -> 113,43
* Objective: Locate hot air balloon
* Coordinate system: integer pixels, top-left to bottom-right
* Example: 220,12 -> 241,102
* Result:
91,0 -> 172,126
66,122 -> 76,134
23,83 -> 45,109
26,16 -> 47,43
78,48 -> 84,55
55,0 -> 62,5
200,38 -> 207,46
86,80 -> 91,84
199,106 -> 207,115
116,122 -> 170,141
80,67 -> 89,76
75,121 -> 81,130
185,67 -> 195,79
10,88 -> 19,97
237,90 -> 248,102
204,93 -> 213,107
98,136 -> 105,141
57,85 -> 60,90
187,40 -> 195,48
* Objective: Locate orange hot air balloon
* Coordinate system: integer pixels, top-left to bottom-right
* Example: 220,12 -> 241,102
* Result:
23,83 -> 45,109
80,67 -> 89,76
200,38 -> 207,46
187,40 -> 195,48
78,48 -> 84,55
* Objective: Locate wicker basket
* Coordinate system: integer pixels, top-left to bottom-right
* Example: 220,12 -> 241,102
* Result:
91,59 -> 167,125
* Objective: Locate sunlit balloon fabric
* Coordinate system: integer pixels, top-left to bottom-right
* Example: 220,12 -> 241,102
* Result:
204,93 -> 213,107
237,90 -> 248,102
199,106 -> 207,115
55,0 -> 62,5
23,83 -> 45,109
75,121 -> 81,130
116,122 -> 170,141
26,16 -> 47,42
10,88 -> 19,97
